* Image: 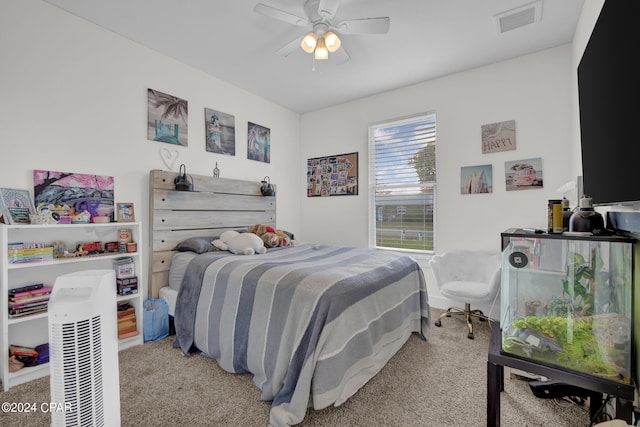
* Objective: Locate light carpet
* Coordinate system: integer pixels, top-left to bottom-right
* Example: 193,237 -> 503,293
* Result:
0,308 -> 591,426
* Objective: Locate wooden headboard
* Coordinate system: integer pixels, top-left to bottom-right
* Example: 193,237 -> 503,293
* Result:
148,169 -> 276,298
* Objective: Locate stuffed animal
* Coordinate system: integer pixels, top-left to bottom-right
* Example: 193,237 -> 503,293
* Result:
212,230 -> 267,255
259,231 -> 280,248
247,224 -> 292,247
247,223 -> 269,235
274,229 -> 291,246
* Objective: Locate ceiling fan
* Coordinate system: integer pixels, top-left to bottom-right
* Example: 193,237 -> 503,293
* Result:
254,0 -> 390,63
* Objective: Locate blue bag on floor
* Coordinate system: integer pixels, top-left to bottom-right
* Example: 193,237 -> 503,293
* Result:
143,297 -> 169,342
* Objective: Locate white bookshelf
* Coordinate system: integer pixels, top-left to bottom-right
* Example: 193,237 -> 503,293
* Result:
0,222 -> 144,391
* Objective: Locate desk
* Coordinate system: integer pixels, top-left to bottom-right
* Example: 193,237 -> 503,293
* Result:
487,323 -> 635,426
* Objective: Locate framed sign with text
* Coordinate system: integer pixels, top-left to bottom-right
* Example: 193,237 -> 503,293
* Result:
482,120 -> 516,154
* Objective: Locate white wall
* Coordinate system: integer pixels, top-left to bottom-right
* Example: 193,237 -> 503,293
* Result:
0,0 -> 303,281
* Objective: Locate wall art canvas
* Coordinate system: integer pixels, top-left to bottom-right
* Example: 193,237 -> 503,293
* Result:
461,164 -> 493,194
482,120 -> 516,154
0,188 -> 35,224
307,152 -> 358,197
505,157 -> 544,191
147,88 -> 188,146
33,170 -> 115,220
205,108 -> 235,155
247,122 -> 270,163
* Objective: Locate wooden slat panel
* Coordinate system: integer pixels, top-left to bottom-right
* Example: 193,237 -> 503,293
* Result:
150,169 -> 275,195
148,169 -> 277,299
153,189 -> 275,211
153,211 -> 275,230
152,250 -> 175,273
150,271 -> 169,299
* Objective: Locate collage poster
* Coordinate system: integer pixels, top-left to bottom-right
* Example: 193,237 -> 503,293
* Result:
307,152 -> 358,197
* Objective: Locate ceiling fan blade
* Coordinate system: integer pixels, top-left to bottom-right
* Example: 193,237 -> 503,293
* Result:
332,46 -> 351,64
275,36 -> 303,57
336,17 -> 390,34
254,3 -> 310,27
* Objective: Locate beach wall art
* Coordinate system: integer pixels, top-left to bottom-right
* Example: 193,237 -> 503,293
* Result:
205,108 -> 235,156
148,88 -> 188,146
461,164 -> 493,194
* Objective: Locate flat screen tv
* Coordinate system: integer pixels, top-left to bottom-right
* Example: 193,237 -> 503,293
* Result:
577,1 -> 639,206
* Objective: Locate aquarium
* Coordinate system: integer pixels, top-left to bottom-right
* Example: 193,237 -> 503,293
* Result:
500,230 -> 634,384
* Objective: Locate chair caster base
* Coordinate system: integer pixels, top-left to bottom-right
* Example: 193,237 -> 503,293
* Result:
467,332 -> 474,339
435,320 -> 442,327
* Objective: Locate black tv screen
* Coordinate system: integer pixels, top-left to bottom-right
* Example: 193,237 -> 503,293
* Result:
577,1 -> 640,206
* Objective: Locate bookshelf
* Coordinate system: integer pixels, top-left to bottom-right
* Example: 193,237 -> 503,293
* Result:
0,222 -> 144,391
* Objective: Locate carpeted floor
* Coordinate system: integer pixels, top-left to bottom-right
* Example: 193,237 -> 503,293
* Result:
0,308 -> 592,426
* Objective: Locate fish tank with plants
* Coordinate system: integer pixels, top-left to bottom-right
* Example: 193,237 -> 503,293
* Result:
500,230 -> 634,385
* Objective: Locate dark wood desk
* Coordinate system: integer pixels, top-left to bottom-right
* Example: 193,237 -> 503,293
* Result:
487,323 -> 635,426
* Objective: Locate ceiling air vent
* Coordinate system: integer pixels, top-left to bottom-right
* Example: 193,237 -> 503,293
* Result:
494,0 -> 542,33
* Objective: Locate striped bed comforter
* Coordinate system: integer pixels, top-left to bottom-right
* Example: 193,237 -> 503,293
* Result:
174,243 -> 430,426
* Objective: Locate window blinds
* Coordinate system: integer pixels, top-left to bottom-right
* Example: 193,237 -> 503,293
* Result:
368,113 -> 436,252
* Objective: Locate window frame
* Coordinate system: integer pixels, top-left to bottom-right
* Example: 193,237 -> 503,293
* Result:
368,112 -> 436,254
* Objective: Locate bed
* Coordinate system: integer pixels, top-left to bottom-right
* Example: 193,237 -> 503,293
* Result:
149,169 -> 430,426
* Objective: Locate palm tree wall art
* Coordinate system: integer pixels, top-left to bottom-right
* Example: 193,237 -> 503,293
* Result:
147,88 -> 188,146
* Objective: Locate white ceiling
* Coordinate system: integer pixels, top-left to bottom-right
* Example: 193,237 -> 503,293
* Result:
43,0 -> 585,114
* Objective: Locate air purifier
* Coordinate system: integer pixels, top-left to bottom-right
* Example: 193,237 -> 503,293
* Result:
48,270 -> 121,427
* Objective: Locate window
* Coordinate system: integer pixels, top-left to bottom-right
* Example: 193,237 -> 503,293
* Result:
368,113 -> 436,252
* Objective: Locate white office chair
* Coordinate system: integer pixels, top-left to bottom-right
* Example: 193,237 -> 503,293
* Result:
429,250 -> 502,339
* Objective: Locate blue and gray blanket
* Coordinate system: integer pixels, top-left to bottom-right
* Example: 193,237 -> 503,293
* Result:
174,243 -> 430,426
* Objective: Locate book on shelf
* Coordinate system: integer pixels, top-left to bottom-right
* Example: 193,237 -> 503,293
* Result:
7,284 -> 51,317
9,286 -> 52,301
8,246 -> 54,263
8,296 -> 50,309
8,283 -> 44,294
9,344 -> 38,358
9,307 -> 48,318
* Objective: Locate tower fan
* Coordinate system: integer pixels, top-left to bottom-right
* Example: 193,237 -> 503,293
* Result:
48,270 -> 121,427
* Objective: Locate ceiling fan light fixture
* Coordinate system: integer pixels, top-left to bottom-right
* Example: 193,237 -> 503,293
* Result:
323,31 -> 341,52
314,37 -> 328,60
301,31 -> 318,53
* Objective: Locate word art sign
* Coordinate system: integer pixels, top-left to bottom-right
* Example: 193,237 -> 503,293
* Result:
481,120 -> 516,154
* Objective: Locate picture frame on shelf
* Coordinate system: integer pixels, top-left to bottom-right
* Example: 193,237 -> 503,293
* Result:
116,202 -> 135,222
0,188 -> 36,224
